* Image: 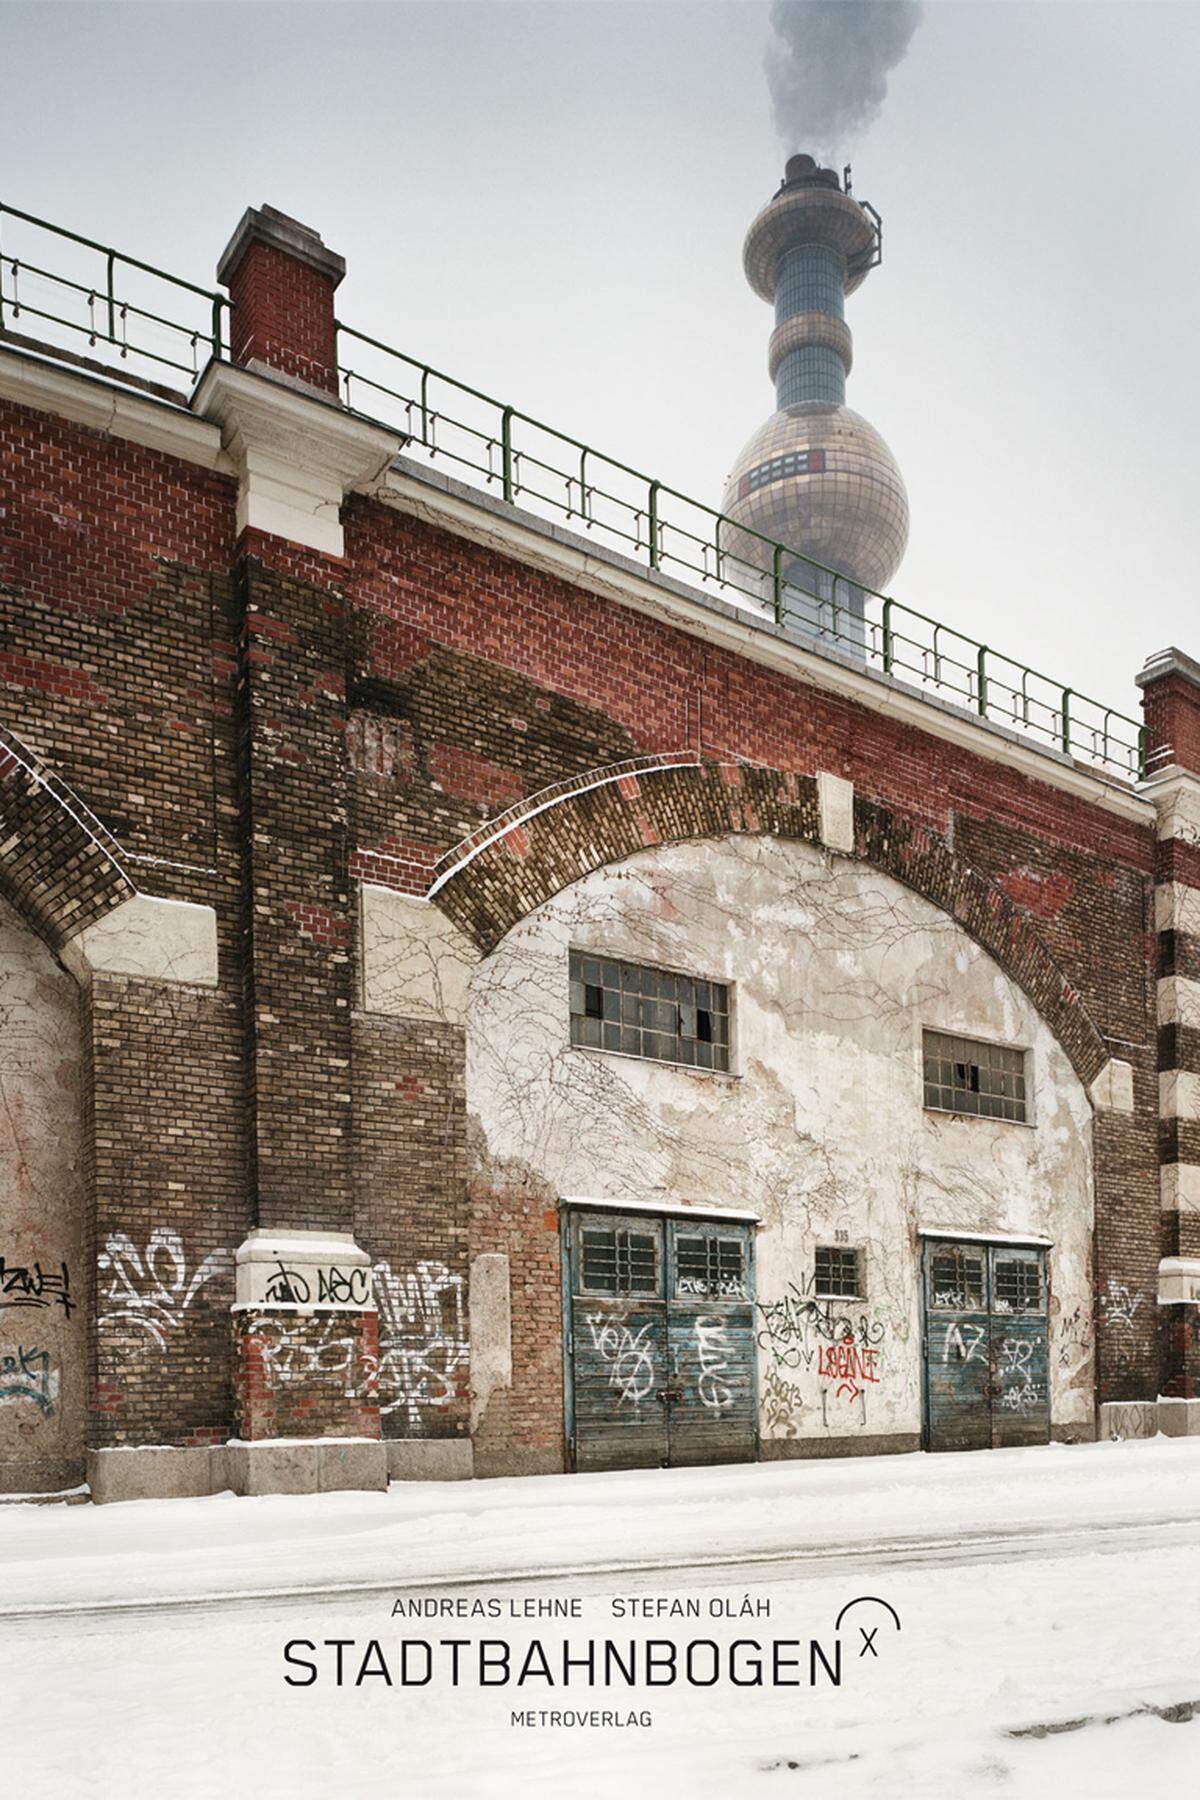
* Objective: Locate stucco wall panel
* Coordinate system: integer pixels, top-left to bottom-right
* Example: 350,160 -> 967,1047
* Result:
466,836 -> 1095,1458
0,897 -> 86,1492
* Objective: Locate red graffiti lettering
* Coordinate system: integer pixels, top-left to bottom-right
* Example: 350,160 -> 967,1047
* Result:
817,1342 -> 880,1402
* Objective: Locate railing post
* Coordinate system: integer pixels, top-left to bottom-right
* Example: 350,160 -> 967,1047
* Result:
1061,687 -> 1072,755
648,480 -> 660,569
976,645 -> 988,717
501,406 -> 515,505
882,597 -> 893,674
772,544 -> 784,624
105,249 -> 116,342
1137,723 -> 1147,781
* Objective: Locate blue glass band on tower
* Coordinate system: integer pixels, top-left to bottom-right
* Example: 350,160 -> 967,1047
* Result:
773,243 -> 847,408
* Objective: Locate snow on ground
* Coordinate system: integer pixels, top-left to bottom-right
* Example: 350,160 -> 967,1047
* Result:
3,1437 -> 1200,1798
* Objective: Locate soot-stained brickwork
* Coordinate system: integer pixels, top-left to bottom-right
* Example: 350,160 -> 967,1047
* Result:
346,641 -> 638,892
0,201 -> 1194,1496
352,1015 -> 470,1443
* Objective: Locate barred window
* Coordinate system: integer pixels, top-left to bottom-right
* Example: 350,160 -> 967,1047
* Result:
928,1247 -> 986,1311
923,1030 -> 1028,1123
993,1256 -> 1044,1314
580,1228 -> 658,1296
676,1234 -> 746,1299
814,1245 -> 863,1299
569,952 -> 730,1072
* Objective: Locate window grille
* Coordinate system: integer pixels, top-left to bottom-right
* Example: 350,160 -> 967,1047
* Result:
814,1245 -> 863,1299
923,1029 -> 1027,1122
676,1234 -> 745,1299
580,1228 -> 659,1296
569,951 -> 730,1072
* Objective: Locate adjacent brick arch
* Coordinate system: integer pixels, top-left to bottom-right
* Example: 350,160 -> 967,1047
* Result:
429,753 -> 1111,1091
0,722 -> 136,953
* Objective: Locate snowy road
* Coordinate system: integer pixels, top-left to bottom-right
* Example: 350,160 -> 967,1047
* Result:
4,1438 -> 1200,1797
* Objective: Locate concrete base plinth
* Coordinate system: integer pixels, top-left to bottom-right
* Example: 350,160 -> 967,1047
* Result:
217,1439 -> 387,1496
1050,1420 -> 1096,1444
1156,1397 -> 1200,1437
1097,1401 -> 1159,1441
760,1432 -> 920,1461
87,1445 -> 216,1504
86,1438 -> 387,1502
385,1438 -> 474,1481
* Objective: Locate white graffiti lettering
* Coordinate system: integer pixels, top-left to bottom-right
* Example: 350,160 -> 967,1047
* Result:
373,1260 -> 467,1427
693,1315 -> 734,1412
586,1313 -> 655,1407
97,1229 -> 231,1349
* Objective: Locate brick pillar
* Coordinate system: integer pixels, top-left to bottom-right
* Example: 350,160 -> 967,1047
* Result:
1138,647 -> 1200,1433
217,205 -> 344,397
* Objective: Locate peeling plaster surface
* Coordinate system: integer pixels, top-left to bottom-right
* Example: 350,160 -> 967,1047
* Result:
465,836 -> 1095,1447
60,892 -> 218,988
359,886 -> 475,1023
0,897 -> 86,1489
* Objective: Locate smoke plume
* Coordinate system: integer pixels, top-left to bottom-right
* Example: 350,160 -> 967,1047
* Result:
766,0 -> 923,161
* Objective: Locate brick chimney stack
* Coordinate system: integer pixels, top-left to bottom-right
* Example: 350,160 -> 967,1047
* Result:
216,204 -> 345,398
1137,647 -> 1200,780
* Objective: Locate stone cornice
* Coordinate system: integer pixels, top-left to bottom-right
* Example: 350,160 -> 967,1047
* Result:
0,343 -> 231,472
193,360 -> 400,556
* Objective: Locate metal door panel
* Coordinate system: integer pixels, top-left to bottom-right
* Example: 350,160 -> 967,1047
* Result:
572,1296 -> 668,1469
989,1247 -> 1049,1448
665,1219 -> 757,1467
924,1241 -> 992,1451
568,1212 -> 668,1471
922,1239 -> 1050,1453
566,1210 -> 756,1471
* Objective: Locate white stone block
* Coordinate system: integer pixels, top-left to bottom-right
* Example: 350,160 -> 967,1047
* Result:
1157,1257 -> 1200,1304
359,885 -> 477,1023
1160,1070 -> 1200,1122
470,1252 -> 512,1433
1142,768 -> 1200,844
234,1228 -> 375,1311
1097,1400 -> 1158,1441
1161,1164 -> 1200,1213
816,771 -> 854,855
1155,882 -> 1200,936
1157,1398 -> 1200,1437
1088,1058 -> 1134,1114
60,893 -> 218,987
1157,976 -> 1200,1028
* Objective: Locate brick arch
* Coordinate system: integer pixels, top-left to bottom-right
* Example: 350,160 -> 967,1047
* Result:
0,722 -> 136,953
428,752 -> 1110,1091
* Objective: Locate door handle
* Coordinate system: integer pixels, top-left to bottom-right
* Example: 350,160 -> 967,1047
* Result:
656,1388 -> 683,1404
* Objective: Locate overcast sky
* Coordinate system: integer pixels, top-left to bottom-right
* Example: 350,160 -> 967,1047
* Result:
2,0 -> 1198,722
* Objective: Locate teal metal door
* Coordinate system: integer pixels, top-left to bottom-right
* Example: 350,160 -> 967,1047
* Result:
566,1210 -> 756,1471
922,1239 -> 1050,1452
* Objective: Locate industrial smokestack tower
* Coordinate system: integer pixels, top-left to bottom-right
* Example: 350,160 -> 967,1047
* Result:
722,155 -> 908,643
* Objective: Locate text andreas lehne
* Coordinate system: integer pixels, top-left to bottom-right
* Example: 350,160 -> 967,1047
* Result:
282,1593 -> 897,1716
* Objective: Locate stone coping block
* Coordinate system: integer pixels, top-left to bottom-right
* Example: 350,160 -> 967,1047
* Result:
87,1445 -> 215,1505
1157,1398 -> 1200,1438
87,1438 -> 388,1502
234,1227 -> 375,1311
385,1438 -> 474,1482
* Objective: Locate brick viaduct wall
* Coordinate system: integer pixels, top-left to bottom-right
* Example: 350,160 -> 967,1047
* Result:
0,281 -> 1180,1485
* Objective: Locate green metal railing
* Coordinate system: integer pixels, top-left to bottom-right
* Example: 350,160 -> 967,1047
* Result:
334,323 -> 1145,781
0,203 -> 228,386
0,204 -> 1145,781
